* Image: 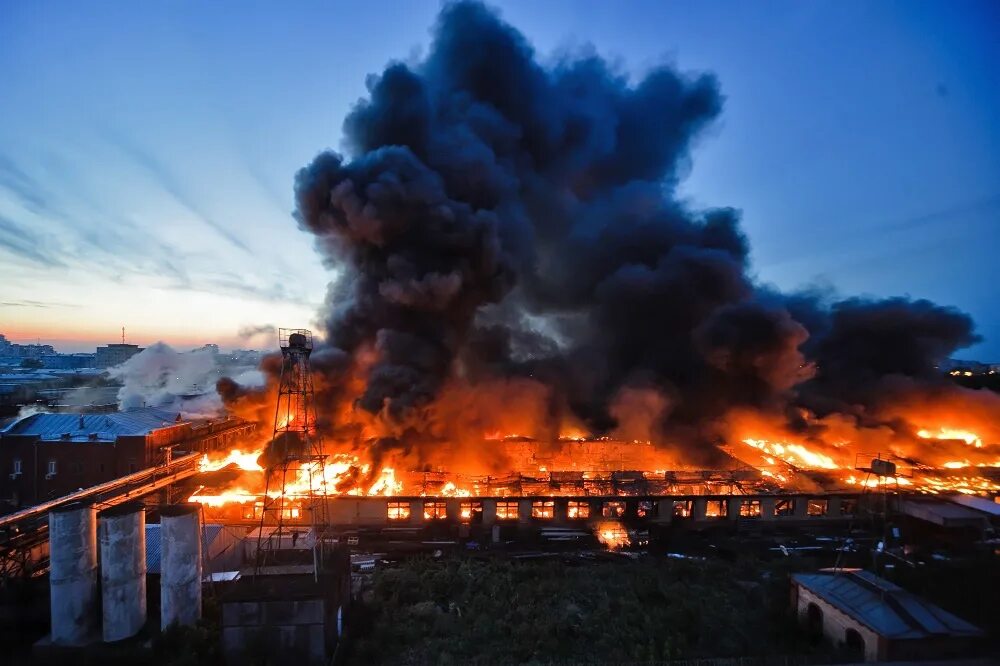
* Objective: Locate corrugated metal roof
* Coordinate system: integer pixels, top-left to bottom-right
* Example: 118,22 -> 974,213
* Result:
947,494 -> 1000,517
1,407 -> 185,442
146,523 -> 227,574
793,570 -> 982,639
899,499 -> 988,527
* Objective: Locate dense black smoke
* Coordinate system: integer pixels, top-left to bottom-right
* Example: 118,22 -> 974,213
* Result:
282,1 -> 987,457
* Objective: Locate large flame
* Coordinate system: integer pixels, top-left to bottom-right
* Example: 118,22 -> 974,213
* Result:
189,416 -> 1000,511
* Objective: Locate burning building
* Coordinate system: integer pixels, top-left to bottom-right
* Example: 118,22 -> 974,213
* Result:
0,407 -> 255,509
187,1 -> 999,519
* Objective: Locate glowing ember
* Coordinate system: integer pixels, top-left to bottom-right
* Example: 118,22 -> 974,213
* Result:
595,521 -> 630,550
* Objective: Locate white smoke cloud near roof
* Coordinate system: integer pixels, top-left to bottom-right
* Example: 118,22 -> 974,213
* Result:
108,342 -> 263,418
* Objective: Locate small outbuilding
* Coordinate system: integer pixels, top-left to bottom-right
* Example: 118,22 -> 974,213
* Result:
791,569 -> 982,662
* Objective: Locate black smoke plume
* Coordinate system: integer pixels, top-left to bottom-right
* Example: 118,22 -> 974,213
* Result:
226,1 -> 996,465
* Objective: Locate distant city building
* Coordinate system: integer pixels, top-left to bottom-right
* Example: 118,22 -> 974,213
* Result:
41,353 -> 97,369
95,343 -> 143,368
0,333 -> 57,364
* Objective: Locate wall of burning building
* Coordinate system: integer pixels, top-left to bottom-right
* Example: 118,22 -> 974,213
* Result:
203,1 -> 999,505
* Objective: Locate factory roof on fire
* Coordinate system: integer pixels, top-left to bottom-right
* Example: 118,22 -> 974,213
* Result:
0,407 -> 186,442
792,570 -> 982,640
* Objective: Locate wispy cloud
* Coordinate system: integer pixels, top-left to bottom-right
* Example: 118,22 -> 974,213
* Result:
0,154 -> 53,215
1,299 -> 81,308
0,215 -> 66,267
100,129 -> 252,253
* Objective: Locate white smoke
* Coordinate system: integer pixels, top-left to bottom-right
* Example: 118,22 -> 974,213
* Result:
108,342 -> 261,418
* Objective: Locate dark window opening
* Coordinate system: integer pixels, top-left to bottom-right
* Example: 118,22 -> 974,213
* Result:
844,628 -> 864,658
775,499 -> 795,516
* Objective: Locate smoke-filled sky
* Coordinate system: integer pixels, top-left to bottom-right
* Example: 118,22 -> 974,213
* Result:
1,1 -> 998,357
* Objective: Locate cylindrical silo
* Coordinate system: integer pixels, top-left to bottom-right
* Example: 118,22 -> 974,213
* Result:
49,501 -> 99,645
99,501 -> 147,642
160,503 -> 202,630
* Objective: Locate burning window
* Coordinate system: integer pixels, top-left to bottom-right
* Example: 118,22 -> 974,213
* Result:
840,498 -> 857,516
388,501 -> 411,521
602,501 -> 625,518
281,506 -> 301,520
739,499 -> 762,518
460,501 -> 483,523
637,500 -> 654,518
496,501 -> 519,520
423,501 -> 447,520
531,500 -> 554,519
672,500 -> 692,518
774,499 -> 795,517
242,501 -> 264,520
807,499 -> 828,516
705,499 -> 728,518
567,500 -> 590,519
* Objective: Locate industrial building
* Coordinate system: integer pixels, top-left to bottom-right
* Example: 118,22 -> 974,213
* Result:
0,407 -> 256,510
94,342 -> 143,368
791,569 -> 984,662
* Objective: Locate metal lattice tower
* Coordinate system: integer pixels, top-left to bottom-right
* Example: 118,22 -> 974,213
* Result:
254,329 -> 328,576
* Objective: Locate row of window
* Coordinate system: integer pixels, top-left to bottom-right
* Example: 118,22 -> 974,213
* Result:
385,498 -> 857,521
8,459 -> 130,477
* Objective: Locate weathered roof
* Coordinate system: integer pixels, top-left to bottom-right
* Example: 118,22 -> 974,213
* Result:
793,570 -> 982,640
947,494 -> 1000,517
899,499 -> 989,528
0,407 -> 185,442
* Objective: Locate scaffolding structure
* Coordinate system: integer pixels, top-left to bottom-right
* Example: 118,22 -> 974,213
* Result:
254,329 -> 328,577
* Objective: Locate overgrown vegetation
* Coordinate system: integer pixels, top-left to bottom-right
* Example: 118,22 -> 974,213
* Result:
347,555 -> 826,665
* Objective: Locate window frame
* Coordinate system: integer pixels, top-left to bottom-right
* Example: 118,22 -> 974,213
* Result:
531,500 -> 555,519
567,500 -> 590,519
496,500 -> 520,520
807,499 -> 828,516
774,498 -> 795,517
740,499 -> 762,518
705,499 -> 728,519
423,501 -> 448,520
672,500 -> 693,518
459,500 -> 483,522
602,500 -> 626,518
387,500 -> 412,521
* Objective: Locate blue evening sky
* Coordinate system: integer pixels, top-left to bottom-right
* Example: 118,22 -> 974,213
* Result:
1,1 -> 998,357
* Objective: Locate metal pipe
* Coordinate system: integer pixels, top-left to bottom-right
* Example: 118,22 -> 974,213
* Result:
0,453 -> 200,531
49,501 -> 98,646
99,501 -> 147,642
160,503 -> 202,630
